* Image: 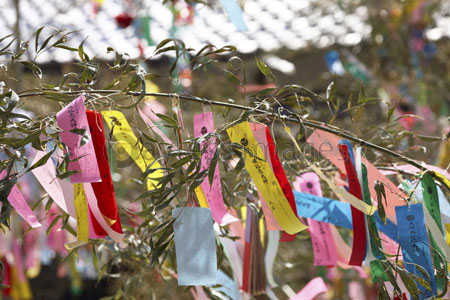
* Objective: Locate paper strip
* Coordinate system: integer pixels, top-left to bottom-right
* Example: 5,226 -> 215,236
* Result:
83,183 -> 124,242
0,171 -> 41,228
306,129 -> 402,219
31,151 -> 76,217
216,224 -> 243,287
250,123 -> 281,231
339,142 -> 366,266
227,122 -> 307,234
87,110 -> 123,235
297,172 -> 337,266
293,191 -> 352,229
173,207 -> 217,286
101,110 -> 163,190
194,112 -> 237,225
396,203 -> 437,297
73,183 -> 89,243
289,277 -> 328,300
219,0 -> 248,31
56,95 -> 101,183
264,230 -> 280,287
209,270 -> 241,300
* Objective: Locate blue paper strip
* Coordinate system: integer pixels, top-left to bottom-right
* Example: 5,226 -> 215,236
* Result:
209,270 -> 241,300
220,0 -> 248,32
173,207 -> 217,286
374,211 -> 399,243
396,203 -> 437,297
294,191 -> 353,229
294,191 -> 398,241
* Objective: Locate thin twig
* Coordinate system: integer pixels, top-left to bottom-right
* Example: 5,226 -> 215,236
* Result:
17,89 -> 439,172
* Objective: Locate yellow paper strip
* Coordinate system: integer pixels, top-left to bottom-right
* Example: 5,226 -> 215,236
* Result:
284,126 -> 376,216
227,122 -> 307,234
101,110 -> 164,190
74,183 -> 89,243
195,186 -> 209,208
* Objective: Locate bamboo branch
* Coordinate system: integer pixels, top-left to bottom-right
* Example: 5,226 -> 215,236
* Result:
17,89 -> 441,172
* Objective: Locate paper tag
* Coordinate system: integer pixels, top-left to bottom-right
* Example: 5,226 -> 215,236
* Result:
101,110 -> 163,190
421,173 -> 443,232
83,183 -> 124,242
297,172 -> 337,266
173,207 -> 217,286
227,122 -> 307,234
87,110 -> 123,235
73,183 -> 89,243
249,123 -> 281,231
209,270 -> 241,300
338,142 -> 366,266
31,151 -> 76,217
289,277 -> 328,300
264,125 -> 305,232
0,171 -> 41,228
215,223 -> 243,287
194,112 -> 237,225
306,129 -> 403,220
395,203 -> 437,297
293,191 -> 352,229
264,230 -> 280,287
56,95 -> 101,183
219,0 -> 248,31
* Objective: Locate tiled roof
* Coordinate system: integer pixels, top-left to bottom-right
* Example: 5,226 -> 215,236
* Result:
0,0 -> 448,63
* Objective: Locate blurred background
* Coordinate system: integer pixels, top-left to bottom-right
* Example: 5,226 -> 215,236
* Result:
0,0 -> 449,299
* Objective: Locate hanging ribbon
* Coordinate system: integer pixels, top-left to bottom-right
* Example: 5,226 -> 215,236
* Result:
338,142 -> 366,266
227,122 -> 308,234
86,110 -> 123,235
101,110 -> 163,190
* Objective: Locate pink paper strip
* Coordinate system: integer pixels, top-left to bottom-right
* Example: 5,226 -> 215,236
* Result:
289,277 -> 328,300
138,106 -> 174,146
330,225 -> 368,278
297,172 -> 337,266
307,129 -> 405,222
349,281 -> 366,300
47,205 -> 67,256
31,151 -> 76,217
83,183 -> 123,242
56,95 -> 101,183
194,112 -> 237,225
0,170 -> 41,228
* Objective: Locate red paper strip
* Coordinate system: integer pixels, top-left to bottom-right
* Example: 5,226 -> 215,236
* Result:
265,126 -> 302,242
86,110 -> 123,235
338,143 -> 366,266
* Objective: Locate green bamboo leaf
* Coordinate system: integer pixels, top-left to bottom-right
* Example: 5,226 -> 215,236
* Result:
255,57 -> 276,83
28,148 -> 55,172
375,180 -> 387,224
